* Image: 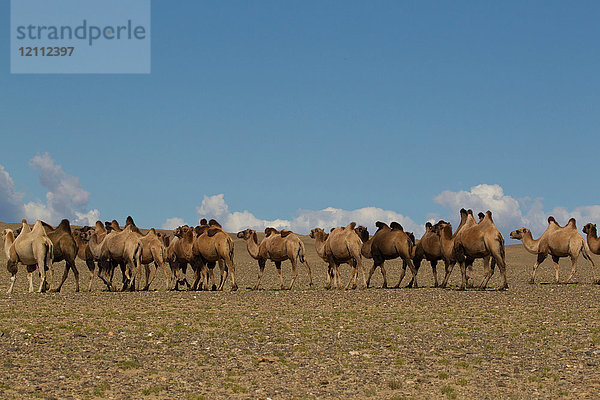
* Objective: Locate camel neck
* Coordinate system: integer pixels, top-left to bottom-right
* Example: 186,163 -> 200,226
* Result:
245,233 -> 260,259
520,231 -> 540,254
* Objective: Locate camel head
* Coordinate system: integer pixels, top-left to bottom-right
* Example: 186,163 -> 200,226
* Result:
237,229 -> 256,240
1,229 -> 14,243
509,227 -> 529,240
425,222 -> 433,231
431,220 -> 451,236
583,223 -> 597,236
309,228 -> 325,239
208,219 -> 222,228
199,218 -> 208,226
174,225 -> 191,238
354,226 -> 369,242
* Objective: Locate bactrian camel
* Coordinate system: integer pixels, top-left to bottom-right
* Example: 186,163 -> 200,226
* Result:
436,210 -> 507,290
40,220 -> 79,292
2,219 -> 54,293
237,228 -> 312,290
310,223 -> 369,289
413,222 -> 447,287
365,221 -> 417,288
192,219 -> 237,291
511,217 -> 597,284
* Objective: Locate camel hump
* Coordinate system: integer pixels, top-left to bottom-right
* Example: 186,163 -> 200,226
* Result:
467,209 -> 474,215
425,222 -> 432,229
460,208 -> 468,216
208,219 -> 222,228
131,225 -> 142,234
485,210 -> 493,223
207,227 -> 221,237
265,227 -> 279,237
390,222 -> 403,231
95,220 -> 105,230
280,229 -> 293,238
375,221 -> 389,231
126,216 -> 135,226
149,228 -> 156,234
199,218 -> 208,226
568,218 -> 577,228
548,216 -> 556,224
195,225 -> 208,236
57,219 -> 71,232
346,222 -> 357,231
330,228 -> 336,233
477,212 -> 485,221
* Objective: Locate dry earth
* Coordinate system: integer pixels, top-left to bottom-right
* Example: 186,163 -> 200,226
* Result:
1,222 -> 600,399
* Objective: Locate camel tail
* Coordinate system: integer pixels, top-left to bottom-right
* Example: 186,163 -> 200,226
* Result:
298,241 -> 306,264
45,240 -> 54,269
498,233 -> 505,261
581,239 -> 594,263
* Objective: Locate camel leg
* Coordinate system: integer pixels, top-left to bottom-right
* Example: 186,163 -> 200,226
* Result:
566,254 -> 579,284
495,253 -> 509,290
530,253 -> 546,284
86,260 -> 96,292
53,262 -> 69,293
430,260 -> 439,287
478,258 -> 495,290
37,251 -> 47,293
357,257 -> 367,289
552,255 -> 561,284
440,262 -> 455,288
325,263 -> 333,289
254,259 -> 267,290
335,264 -> 343,290
288,257 -> 299,290
6,261 -> 17,294
380,264 -> 388,288
406,259 -> 418,288
190,264 -> 202,291
145,262 -> 158,291
408,258 -> 421,288
394,261 -> 406,289
303,259 -> 313,287
345,260 -> 358,290
226,258 -> 237,291
366,262 -> 376,288
458,261 -> 468,291
275,261 -> 285,290
158,260 -> 170,291
27,267 -> 35,293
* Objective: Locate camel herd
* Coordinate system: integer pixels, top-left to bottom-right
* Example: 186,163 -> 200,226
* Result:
1,208 -> 600,293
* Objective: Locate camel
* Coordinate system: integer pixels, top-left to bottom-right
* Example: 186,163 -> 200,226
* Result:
38,220 -> 79,293
413,222 -> 447,287
2,220 -> 54,293
510,217 -> 597,284
73,226 -> 98,291
167,225 -> 196,290
237,228 -> 312,290
365,221 -> 417,288
192,219 -> 237,291
583,223 -> 600,256
87,221 -> 142,291
309,223 -> 369,289
443,210 -> 507,290
123,217 -> 170,291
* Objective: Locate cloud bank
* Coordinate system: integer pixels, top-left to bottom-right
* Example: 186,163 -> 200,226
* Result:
0,153 -> 99,226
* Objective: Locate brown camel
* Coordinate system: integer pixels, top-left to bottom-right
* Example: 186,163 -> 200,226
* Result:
432,209 -> 480,288
124,217 -> 170,291
2,220 -> 54,293
365,221 -> 417,288
73,226 -> 98,291
309,223 -> 368,289
39,220 -> 79,293
167,225 -> 196,290
413,222 -> 447,287
583,223 -> 600,256
511,217 -> 597,284
192,219 -> 237,291
449,210 -> 507,290
237,228 -> 312,290
87,221 -> 142,291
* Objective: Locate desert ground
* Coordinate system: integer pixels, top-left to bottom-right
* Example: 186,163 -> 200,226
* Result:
1,221 -> 600,399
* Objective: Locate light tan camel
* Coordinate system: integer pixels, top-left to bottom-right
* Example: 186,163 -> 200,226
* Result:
123,217 -> 170,291
366,221 -> 417,288
413,222 -> 447,287
73,226 -> 98,291
192,219 -> 237,291
450,210 -> 507,290
2,220 -> 54,293
237,228 -> 312,290
511,217 -> 597,284
87,221 -> 142,291
40,220 -> 79,292
309,223 -> 368,289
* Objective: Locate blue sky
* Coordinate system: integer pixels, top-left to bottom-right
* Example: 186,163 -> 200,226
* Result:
1,1 -> 600,237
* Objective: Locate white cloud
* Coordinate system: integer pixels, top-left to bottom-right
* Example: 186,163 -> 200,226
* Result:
23,153 -> 99,226
433,183 -> 600,238
162,217 -> 188,230
0,165 -> 25,221
196,194 -> 424,236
